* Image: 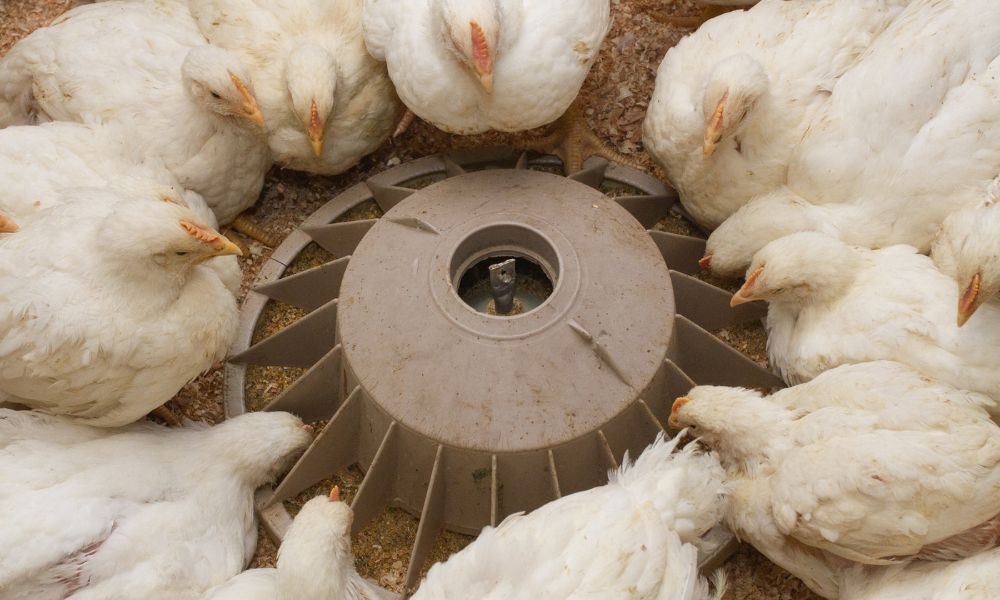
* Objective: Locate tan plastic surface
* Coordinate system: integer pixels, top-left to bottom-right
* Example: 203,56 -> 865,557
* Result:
226,149 -> 779,592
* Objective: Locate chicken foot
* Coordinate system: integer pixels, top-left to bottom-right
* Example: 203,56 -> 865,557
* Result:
649,5 -> 744,30
230,213 -> 281,247
523,102 -> 644,174
150,405 -> 182,427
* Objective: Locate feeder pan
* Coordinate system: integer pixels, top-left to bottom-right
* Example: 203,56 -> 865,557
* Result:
225,148 -> 781,596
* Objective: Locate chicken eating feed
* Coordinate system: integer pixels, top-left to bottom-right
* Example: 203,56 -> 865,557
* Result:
224,148 -> 782,594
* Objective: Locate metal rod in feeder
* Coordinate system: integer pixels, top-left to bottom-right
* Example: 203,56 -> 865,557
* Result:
489,258 -> 517,315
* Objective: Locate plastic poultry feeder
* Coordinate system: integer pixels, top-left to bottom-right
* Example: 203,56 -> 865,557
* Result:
224,148 -> 782,596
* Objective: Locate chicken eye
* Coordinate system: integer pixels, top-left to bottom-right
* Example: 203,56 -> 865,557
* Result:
210,91 -> 222,99
175,251 -> 190,256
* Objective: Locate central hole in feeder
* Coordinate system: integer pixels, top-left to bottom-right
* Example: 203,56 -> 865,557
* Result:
450,223 -> 560,317
457,255 -> 554,315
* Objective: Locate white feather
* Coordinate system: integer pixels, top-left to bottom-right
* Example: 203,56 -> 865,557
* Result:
411,434 -> 727,599
0,0 -> 270,224
673,362 -> 1000,599
362,0 -> 609,134
0,192 -> 239,426
0,410 -> 311,600
182,0 -> 402,174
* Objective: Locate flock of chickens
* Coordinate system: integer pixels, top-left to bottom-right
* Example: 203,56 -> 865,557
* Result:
0,0 -> 999,598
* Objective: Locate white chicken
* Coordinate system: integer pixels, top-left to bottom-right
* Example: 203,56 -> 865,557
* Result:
205,487 -> 391,600
840,548 -> 1000,600
0,191 -> 241,426
729,232 -> 1000,412
0,1 -> 273,242
643,0 -> 903,229
669,361 -> 1000,599
410,433 -> 728,600
932,195 -> 1000,327
182,0 -> 401,175
0,409 -> 312,600
701,0 -> 1000,276
362,0 -> 632,173
0,120 -> 242,295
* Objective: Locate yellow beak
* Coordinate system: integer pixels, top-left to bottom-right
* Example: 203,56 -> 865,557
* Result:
730,265 -> 765,307
957,272 -> 982,327
0,212 -> 18,233
210,235 -> 244,258
181,220 -> 244,258
478,72 -> 494,94
309,130 -> 324,157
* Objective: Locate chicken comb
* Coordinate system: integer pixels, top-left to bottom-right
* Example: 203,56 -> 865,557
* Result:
328,486 -> 341,502
743,264 -> 764,291
470,21 -> 492,72
180,221 -> 221,245
310,99 -> 321,132
703,90 -> 729,157
959,272 -> 982,315
229,72 -> 250,99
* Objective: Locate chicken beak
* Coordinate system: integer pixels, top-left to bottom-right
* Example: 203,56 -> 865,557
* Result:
230,72 -> 265,127
698,254 -> 713,270
730,265 -> 765,307
0,212 -> 18,233
308,99 -> 324,157
957,272 -> 982,327
210,236 -> 244,258
477,72 -> 494,94
329,486 -> 341,502
180,220 -> 244,258
470,21 -> 494,94
703,91 -> 728,158
668,396 -> 690,429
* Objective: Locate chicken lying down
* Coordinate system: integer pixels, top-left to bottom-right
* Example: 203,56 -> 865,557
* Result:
206,487 -> 392,600
0,120 -> 242,295
0,0 -> 274,243
0,191 -> 240,427
932,191 -> 1000,327
0,409 -> 312,600
701,0 -> 1000,276
363,0 -> 637,173
643,0 -> 903,229
840,548 -> 1000,600
410,433 -> 728,600
670,361 -> 1000,599
729,232 -> 1000,414
183,0 -> 402,175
